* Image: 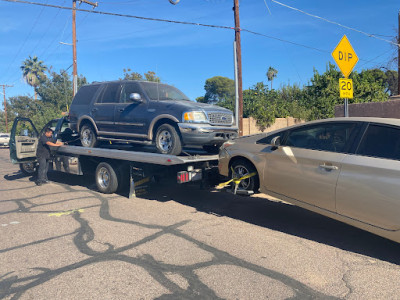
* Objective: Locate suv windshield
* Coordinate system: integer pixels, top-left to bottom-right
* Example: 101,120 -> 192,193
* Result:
140,82 -> 190,101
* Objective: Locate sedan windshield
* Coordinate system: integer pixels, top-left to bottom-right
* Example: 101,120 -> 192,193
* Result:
140,82 -> 190,101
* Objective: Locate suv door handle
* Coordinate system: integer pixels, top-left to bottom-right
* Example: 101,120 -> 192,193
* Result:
118,108 -> 124,112
319,164 -> 339,171
91,108 -> 98,112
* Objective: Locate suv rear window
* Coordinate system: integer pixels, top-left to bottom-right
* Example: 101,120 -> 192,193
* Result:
73,85 -> 100,105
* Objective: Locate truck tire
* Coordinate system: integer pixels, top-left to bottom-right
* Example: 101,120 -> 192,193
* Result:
95,162 -> 119,194
155,124 -> 182,155
80,124 -> 98,148
19,162 -> 37,176
230,159 -> 259,193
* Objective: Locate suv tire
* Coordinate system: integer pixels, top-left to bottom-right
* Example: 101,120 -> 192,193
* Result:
155,124 -> 182,155
80,124 -> 98,148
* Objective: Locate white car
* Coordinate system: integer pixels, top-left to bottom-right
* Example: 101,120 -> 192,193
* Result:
0,133 -> 10,146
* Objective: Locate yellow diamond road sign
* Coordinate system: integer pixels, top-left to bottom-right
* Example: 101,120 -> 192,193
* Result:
332,35 -> 358,78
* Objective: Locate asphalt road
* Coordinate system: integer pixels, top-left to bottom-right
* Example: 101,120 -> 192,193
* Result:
1,147 -> 400,299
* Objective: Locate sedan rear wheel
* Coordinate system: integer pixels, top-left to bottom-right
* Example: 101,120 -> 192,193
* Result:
230,160 -> 259,193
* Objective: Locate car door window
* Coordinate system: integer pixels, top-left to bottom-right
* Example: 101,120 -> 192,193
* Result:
96,83 -> 120,104
357,124 -> 400,160
284,122 -> 357,153
120,83 -> 143,103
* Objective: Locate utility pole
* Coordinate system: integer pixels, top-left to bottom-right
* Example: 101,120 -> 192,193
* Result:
0,84 -> 13,133
398,10 -> 400,95
72,0 -> 98,96
233,0 -> 243,136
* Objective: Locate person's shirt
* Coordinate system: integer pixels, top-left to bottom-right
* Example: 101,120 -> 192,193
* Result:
36,134 -> 53,158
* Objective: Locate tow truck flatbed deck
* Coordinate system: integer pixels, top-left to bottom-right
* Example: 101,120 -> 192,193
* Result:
56,145 -> 219,165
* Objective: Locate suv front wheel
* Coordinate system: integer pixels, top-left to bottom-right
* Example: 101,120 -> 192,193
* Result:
80,124 -> 98,148
155,124 -> 182,155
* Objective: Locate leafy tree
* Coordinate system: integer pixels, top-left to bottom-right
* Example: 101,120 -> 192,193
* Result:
200,76 -> 235,104
121,68 -> 161,82
266,66 -> 278,90
385,70 -> 398,96
144,71 -> 161,83
36,70 -> 87,112
20,56 -> 47,100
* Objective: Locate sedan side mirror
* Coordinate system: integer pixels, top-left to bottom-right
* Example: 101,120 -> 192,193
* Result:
271,136 -> 281,150
129,93 -> 143,103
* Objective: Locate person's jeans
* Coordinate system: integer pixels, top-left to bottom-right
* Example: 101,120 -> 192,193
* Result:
37,156 -> 49,182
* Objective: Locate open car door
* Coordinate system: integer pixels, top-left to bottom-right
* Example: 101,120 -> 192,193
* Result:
9,117 -> 39,164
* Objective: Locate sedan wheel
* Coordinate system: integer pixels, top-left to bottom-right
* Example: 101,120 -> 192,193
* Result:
230,160 -> 259,193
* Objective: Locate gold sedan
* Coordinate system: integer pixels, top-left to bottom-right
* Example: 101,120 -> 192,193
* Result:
219,117 -> 400,243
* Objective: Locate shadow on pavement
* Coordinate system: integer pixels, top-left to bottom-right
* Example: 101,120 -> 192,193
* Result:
6,166 -> 400,266
141,182 -> 400,266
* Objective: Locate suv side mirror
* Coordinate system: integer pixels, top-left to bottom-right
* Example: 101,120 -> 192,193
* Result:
129,93 -> 143,103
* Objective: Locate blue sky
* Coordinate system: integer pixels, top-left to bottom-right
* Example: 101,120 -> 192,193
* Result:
0,0 -> 398,107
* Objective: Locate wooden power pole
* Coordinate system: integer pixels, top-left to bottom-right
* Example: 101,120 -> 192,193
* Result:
398,10 -> 400,95
72,0 -> 98,96
1,84 -> 13,133
233,0 -> 243,136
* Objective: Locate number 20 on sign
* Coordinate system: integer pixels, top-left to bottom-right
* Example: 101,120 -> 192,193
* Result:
339,78 -> 353,99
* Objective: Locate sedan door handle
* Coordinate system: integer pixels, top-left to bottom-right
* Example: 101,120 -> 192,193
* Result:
319,164 -> 339,171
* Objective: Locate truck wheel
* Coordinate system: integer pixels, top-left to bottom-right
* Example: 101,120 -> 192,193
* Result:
20,162 -> 37,176
155,124 -> 182,155
80,124 -> 98,148
230,159 -> 259,193
95,162 -> 119,194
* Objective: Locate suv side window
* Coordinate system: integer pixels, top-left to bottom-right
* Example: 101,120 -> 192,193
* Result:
357,124 -> 400,160
96,83 -> 121,104
120,83 -> 143,103
73,85 -> 100,105
284,122 -> 357,153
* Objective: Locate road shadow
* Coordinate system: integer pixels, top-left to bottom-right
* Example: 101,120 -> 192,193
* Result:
6,166 -> 400,265
140,182 -> 400,266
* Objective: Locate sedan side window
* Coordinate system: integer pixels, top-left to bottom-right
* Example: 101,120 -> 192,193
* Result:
96,83 -> 120,104
284,123 -> 357,153
357,124 -> 400,160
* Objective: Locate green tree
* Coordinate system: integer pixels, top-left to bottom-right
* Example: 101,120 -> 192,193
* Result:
121,68 -> 161,82
36,70 -> 87,112
266,66 -> 278,90
20,56 -> 47,100
198,76 -> 235,104
385,70 -> 398,96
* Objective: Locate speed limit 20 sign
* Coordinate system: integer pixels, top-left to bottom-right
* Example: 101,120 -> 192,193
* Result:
339,78 -> 353,99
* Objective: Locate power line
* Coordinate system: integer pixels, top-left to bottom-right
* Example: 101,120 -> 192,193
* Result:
0,0 -> 391,75
271,0 -> 400,48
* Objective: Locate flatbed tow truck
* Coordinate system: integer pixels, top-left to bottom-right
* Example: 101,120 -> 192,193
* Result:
10,117 -> 223,198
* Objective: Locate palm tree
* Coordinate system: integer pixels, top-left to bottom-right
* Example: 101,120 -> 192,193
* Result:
266,66 -> 278,90
21,56 -> 47,100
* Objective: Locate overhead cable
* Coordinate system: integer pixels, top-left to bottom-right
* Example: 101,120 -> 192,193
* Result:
271,0 -> 400,48
0,0 -> 386,69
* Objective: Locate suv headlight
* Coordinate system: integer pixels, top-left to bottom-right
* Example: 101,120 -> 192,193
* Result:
183,111 -> 208,123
